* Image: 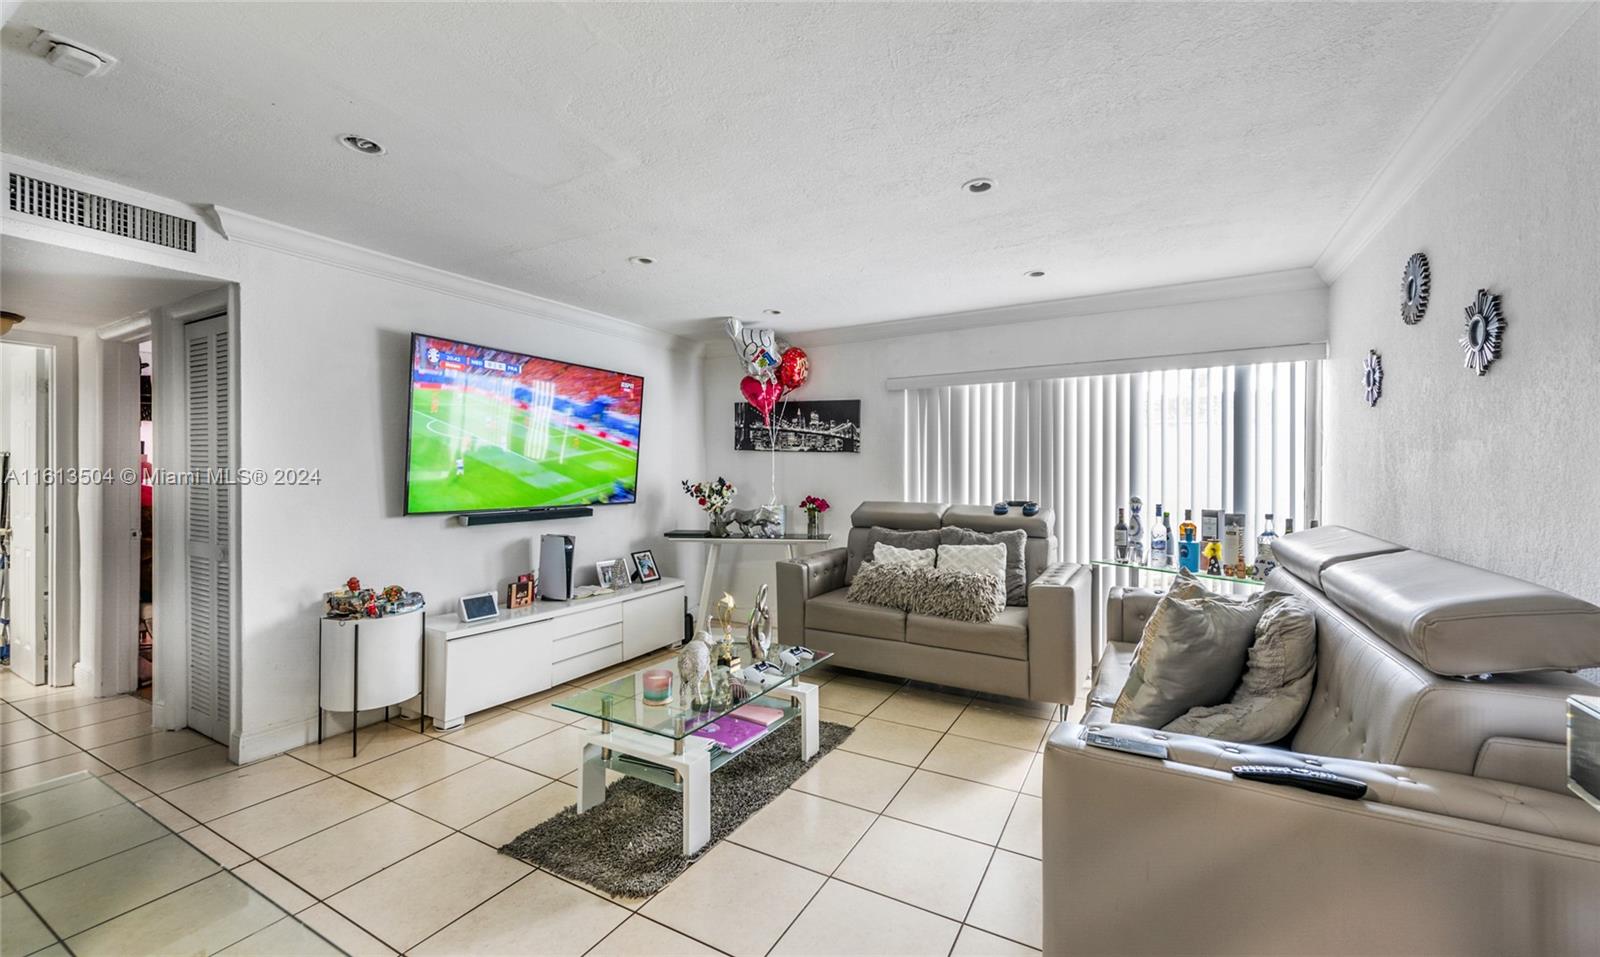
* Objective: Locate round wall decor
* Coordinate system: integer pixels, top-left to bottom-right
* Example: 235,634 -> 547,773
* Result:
1459,289 -> 1505,376
1364,350 -> 1383,406
1401,252 -> 1430,324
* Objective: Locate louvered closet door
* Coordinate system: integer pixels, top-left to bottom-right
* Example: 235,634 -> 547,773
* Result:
184,315 -> 232,744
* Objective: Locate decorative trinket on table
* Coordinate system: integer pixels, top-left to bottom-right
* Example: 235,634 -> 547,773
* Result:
746,584 -> 773,662
683,477 -> 737,538
1203,541 -> 1223,576
800,494 -> 830,538
641,668 -> 674,706
726,503 -> 781,537
1364,350 -> 1384,406
1402,252 -> 1431,325
324,578 -> 424,619
677,632 -> 713,708
1459,289 -> 1505,376
714,593 -> 742,669
507,573 -> 536,609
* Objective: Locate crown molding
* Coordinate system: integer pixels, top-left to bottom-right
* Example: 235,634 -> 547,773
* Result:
1313,2 -> 1593,283
885,341 -> 1329,392
210,206 -> 687,350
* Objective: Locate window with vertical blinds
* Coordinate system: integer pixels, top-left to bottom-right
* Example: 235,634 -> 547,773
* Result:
902,361 -> 1322,564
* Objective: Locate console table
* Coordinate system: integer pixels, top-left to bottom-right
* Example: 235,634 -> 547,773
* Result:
664,530 -> 832,631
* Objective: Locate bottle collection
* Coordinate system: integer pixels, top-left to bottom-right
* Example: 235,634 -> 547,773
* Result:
1115,504 -> 1309,582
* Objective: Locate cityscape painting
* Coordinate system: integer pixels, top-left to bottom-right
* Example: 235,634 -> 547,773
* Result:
734,400 -> 862,453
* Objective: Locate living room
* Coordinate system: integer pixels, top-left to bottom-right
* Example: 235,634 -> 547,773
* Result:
1,2 -> 1597,955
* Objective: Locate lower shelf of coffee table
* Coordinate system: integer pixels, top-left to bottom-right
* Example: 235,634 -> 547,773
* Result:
601,694 -> 803,792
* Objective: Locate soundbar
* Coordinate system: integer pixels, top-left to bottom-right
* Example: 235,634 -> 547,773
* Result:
455,507 -> 594,527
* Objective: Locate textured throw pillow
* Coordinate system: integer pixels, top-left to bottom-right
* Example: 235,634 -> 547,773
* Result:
1111,570 -> 1271,728
936,542 -> 1008,587
846,560 -> 919,611
907,568 -> 1006,623
1165,594 -> 1317,743
941,526 -> 1030,606
848,526 -> 942,581
873,541 -> 937,569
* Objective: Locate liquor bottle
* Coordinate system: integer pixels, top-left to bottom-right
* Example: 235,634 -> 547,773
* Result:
1114,508 -> 1130,562
1257,513 -> 1279,577
1177,509 -> 1199,572
1128,497 -> 1145,565
1150,505 -> 1169,567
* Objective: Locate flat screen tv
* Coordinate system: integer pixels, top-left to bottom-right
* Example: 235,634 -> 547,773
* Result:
404,333 -> 643,515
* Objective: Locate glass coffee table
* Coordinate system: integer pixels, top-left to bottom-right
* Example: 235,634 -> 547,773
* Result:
554,645 -> 833,855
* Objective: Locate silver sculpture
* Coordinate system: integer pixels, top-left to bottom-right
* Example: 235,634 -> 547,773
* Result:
677,631 -> 714,705
746,584 -> 773,662
1364,350 -> 1383,406
726,503 -> 782,538
1402,252 -> 1431,325
1460,289 -> 1505,376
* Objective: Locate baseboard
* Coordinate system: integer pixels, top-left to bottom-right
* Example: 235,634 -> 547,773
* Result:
234,706 -> 412,764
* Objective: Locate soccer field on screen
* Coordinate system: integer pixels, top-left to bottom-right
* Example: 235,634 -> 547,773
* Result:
406,387 -> 638,513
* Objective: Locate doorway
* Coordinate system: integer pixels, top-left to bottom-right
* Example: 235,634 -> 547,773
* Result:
0,341 -> 52,685
138,339 -> 155,699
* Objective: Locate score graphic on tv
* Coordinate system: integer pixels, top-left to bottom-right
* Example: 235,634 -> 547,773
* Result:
404,334 -> 643,515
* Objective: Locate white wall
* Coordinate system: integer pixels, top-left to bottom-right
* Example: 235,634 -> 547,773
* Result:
1324,7 -> 1600,606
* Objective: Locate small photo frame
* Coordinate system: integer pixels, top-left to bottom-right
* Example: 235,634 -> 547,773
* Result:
630,548 -> 661,583
595,559 -> 622,590
506,575 -> 536,609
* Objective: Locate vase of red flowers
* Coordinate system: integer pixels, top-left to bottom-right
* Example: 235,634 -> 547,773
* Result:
800,495 -> 830,538
684,478 -> 737,537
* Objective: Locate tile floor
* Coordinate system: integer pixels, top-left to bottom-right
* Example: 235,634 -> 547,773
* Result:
1,656 -> 1068,956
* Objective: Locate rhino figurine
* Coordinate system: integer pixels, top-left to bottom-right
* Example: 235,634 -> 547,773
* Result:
726,504 -> 782,538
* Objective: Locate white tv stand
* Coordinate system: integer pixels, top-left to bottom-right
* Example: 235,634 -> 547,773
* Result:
423,577 -> 684,731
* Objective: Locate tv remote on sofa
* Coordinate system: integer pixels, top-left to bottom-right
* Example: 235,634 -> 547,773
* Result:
1231,765 -> 1368,799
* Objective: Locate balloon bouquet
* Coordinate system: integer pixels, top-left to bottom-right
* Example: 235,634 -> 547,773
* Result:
725,317 -> 811,516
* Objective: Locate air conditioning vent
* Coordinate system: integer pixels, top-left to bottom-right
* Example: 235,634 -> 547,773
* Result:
8,172 -> 196,253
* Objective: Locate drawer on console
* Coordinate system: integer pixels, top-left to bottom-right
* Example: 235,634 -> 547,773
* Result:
551,640 -> 624,685
552,622 -> 624,665
553,604 -> 623,635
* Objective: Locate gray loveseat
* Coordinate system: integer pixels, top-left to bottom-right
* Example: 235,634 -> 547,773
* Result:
776,500 -> 1091,703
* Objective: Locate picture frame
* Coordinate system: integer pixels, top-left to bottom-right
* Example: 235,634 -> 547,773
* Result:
595,559 -> 622,589
631,548 -> 662,583
506,573 -> 536,609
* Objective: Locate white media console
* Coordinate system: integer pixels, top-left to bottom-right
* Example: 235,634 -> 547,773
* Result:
423,577 -> 685,731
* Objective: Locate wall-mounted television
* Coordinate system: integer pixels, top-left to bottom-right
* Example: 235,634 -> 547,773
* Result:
404,333 -> 643,515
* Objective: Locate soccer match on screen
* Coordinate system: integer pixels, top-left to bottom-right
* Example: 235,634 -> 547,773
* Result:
405,335 -> 643,514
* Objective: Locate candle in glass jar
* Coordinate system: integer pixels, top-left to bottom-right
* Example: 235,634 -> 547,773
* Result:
642,669 -> 673,705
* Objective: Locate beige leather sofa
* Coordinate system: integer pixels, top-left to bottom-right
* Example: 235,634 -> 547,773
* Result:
776,501 -> 1091,703
1044,526 -> 1600,955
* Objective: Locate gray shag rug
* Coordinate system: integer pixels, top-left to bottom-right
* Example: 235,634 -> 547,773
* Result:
500,719 -> 853,897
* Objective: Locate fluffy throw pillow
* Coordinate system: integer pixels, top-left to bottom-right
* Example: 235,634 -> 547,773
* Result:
1164,594 -> 1317,743
846,560 -> 919,611
873,541 -> 936,569
848,526 -> 942,581
936,542 -> 1008,586
908,568 -> 1006,623
941,526 -> 1030,606
1111,570 -> 1272,728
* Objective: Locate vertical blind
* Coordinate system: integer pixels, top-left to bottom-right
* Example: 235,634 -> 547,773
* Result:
902,361 -> 1322,565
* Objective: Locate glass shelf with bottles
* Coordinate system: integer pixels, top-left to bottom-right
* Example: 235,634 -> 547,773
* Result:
1088,558 -> 1267,588
1109,502 -> 1301,587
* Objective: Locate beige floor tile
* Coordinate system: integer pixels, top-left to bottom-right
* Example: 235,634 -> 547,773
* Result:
872,687 -> 971,731
135,795 -> 202,832
261,803 -> 450,899
36,696 -> 150,732
412,870 -> 628,955
1021,754 -> 1043,797
462,780 -> 576,847
1,892 -> 57,955
0,717 -> 51,744
216,915 -> 344,956
397,759 -> 548,829
642,842 -> 823,956
210,776 -> 385,857
8,685 -> 104,715
100,771 -> 156,803
164,755 -> 329,822
495,724 -> 589,779
512,696 -> 587,725
588,915 -> 722,956
770,879 -> 960,956
952,924 -> 1041,955
1,802 -> 168,889
65,871 -> 281,956
729,788 -> 877,875
980,695 -> 1059,720
921,735 -> 1036,790
837,717 -> 942,766
339,739 -> 483,798
297,903 -> 397,957
884,770 -> 1018,844
436,710 -> 566,756
0,750 -> 114,792
120,743 -> 234,792
967,849 -> 1043,949
1,700 -> 31,722
999,794 -> 1042,859
88,728 -> 212,770
231,860 -> 318,915
0,732 -> 80,769
290,721 -> 429,774
791,749 -> 914,812
57,713 -> 160,750
0,773 -> 125,841
24,834 -> 220,937
816,707 -> 862,728
835,816 -> 992,919
949,705 -> 1051,750
326,833 -> 529,952
178,824 -> 252,868
817,677 -> 902,715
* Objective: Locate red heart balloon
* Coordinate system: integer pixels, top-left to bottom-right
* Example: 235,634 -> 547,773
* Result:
778,347 -> 810,391
739,375 -> 782,426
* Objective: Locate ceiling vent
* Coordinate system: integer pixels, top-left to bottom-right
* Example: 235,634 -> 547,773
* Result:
8,173 -> 197,253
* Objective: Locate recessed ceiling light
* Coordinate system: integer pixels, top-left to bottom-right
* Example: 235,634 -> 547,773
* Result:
1024,270 -> 1045,278
963,178 -> 995,194
763,309 -> 781,316
628,256 -> 656,266
339,134 -> 385,155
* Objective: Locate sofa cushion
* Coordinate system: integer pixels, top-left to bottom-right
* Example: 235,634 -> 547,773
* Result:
935,542 -> 1007,584
873,541 -> 936,569
1086,641 -> 1137,724
907,606 -> 1029,660
846,561 -> 920,611
1164,593 -> 1317,744
808,587 -> 906,641
941,526 -> 1029,605
1272,525 -> 1404,589
848,526 -> 943,582
1321,550 -> 1600,676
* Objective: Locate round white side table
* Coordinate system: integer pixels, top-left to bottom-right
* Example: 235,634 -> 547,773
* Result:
318,608 -> 425,756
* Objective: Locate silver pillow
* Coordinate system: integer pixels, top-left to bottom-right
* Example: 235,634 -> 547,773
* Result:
940,526 -> 1029,605
1164,594 -> 1317,743
848,526 -> 942,582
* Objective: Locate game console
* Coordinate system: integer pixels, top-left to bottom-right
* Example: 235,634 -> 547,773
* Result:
993,499 -> 1040,517
537,534 -> 575,601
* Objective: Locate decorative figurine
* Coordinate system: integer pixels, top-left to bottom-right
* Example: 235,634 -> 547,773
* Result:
1203,541 -> 1222,576
727,503 -> 782,538
746,584 -> 772,662
346,576 -> 361,593
677,631 -> 714,707
714,593 -> 741,669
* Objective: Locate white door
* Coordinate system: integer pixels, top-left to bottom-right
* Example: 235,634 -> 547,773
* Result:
183,316 -> 232,743
2,344 -> 49,685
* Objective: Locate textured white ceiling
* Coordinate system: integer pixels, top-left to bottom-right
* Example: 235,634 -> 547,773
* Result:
0,2 -> 1502,336
0,235 -> 221,329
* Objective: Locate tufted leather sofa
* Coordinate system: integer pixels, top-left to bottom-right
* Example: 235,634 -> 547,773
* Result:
1044,526 -> 1600,956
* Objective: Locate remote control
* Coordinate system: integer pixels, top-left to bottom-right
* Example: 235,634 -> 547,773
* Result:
1084,730 -> 1169,760
1231,765 -> 1368,799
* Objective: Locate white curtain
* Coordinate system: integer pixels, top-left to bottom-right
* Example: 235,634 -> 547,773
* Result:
902,361 -> 1322,564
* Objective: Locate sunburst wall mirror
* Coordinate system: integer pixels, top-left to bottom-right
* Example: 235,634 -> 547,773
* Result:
1364,350 -> 1383,406
1402,252 -> 1430,324
1459,289 -> 1505,376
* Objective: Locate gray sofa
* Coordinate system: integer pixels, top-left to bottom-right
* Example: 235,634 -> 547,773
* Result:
776,500 -> 1091,703
1044,525 -> 1600,955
